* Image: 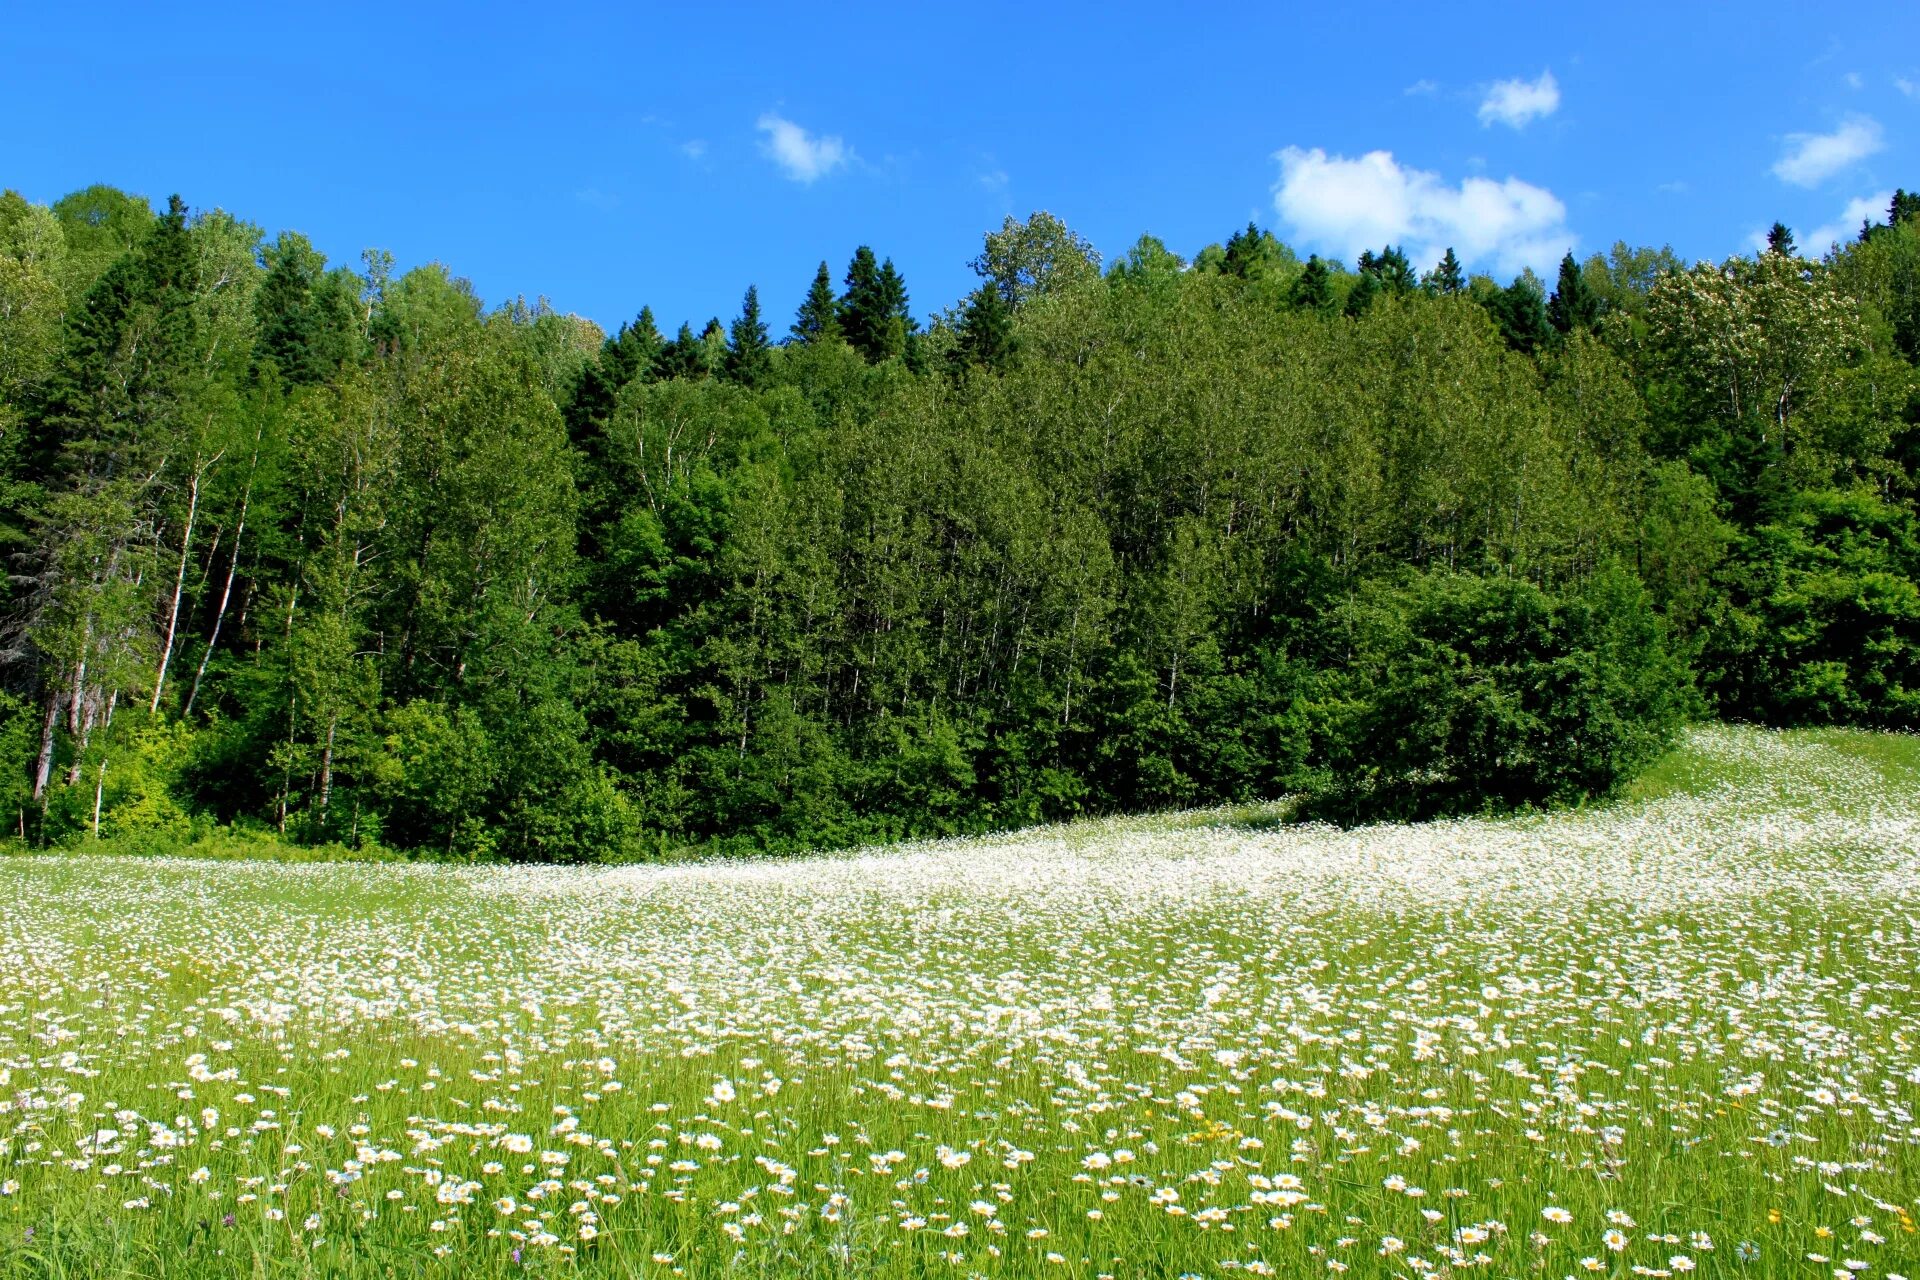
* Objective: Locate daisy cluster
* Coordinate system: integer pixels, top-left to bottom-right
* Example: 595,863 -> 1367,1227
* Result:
0,727 -> 1916,1276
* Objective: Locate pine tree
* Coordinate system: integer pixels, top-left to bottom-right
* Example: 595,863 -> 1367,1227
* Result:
1373,245 -> 1416,295
1765,222 -> 1797,258
1222,222 -> 1266,280
840,248 -> 912,363
605,307 -> 664,385
655,322 -> 709,380
1344,269 -> 1379,318
1487,273 -> 1552,353
1546,252 -> 1600,337
724,285 -> 771,386
954,281 -> 1016,369
1894,190 -> 1920,227
791,261 -> 840,344
1424,247 -> 1465,296
1291,255 -> 1334,313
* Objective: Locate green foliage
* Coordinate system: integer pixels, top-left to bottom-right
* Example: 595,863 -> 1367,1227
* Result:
7,181 -> 1920,861
1307,567 -> 1690,823
1701,489 -> 1920,728
969,210 -> 1102,307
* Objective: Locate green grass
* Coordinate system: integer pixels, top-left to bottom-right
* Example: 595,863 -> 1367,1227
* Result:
0,726 -> 1916,1278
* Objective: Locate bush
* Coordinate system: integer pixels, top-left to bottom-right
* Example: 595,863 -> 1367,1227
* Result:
1304,566 -> 1692,823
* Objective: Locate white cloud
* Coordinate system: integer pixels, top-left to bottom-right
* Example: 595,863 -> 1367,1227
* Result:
1477,71 -> 1559,129
1799,191 -> 1892,257
1898,76 -> 1918,98
1273,146 -> 1571,277
1404,79 -> 1439,96
1771,116 -> 1884,187
1844,71 -> 1863,89
755,114 -> 850,183
680,139 -> 708,160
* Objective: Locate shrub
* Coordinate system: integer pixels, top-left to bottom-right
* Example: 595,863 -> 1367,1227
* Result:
1305,565 -> 1692,823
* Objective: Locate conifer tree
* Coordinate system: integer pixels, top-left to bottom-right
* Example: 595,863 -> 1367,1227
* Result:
655,322 -> 708,380
1547,252 -> 1601,337
1343,269 -> 1379,318
1373,245 -> 1416,294
724,285 -> 771,386
1765,222 -> 1797,258
1222,222 -> 1266,279
605,307 -> 664,385
954,280 -> 1016,369
1488,273 -> 1552,352
1291,255 -> 1334,313
791,261 -> 840,343
1424,247 -> 1465,296
840,248 -> 912,363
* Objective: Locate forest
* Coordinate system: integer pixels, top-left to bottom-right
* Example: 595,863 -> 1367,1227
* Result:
4,187 -> 1920,860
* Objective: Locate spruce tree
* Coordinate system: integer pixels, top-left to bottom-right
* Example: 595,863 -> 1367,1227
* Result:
791,262 -> 840,344
1765,222 -> 1796,258
840,248 -> 912,363
1546,252 -> 1600,337
655,322 -> 707,380
1291,255 -> 1334,313
1488,273 -> 1552,353
1343,270 -> 1379,318
955,280 -> 1016,369
1425,247 -> 1465,296
724,285 -> 771,386
1222,222 -> 1265,280
605,307 -> 664,385
1374,245 -> 1416,295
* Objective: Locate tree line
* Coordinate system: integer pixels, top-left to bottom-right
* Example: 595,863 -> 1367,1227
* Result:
4,186 -> 1919,857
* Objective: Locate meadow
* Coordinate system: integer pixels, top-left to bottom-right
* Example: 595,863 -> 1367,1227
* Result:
1,726 -> 1917,1279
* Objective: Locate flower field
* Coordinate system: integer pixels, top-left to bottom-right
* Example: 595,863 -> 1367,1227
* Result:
2,726 -> 1918,1278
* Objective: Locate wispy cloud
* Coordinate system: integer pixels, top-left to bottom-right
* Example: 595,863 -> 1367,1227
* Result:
755,114 -> 850,183
573,187 -> 619,212
1273,145 -> 1571,277
1797,191 -> 1892,256
1478,71 -> 1559,129
1772,116 -> 1884,187
680,139 -> 708,161
1404,79 -> 1439,97
1898,76 -> 1919,98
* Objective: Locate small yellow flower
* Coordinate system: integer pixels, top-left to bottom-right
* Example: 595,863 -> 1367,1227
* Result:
1769,1209 -> 1783,1225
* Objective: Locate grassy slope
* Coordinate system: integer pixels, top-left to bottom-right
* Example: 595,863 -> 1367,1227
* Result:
0,727 -> 1916,1278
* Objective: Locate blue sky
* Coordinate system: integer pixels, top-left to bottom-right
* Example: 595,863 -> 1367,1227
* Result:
5,1 -> 1918,333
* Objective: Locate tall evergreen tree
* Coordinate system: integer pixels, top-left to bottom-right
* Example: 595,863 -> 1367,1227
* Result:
840,248 -> 912,363
1343,269 -> 1380,318
954,280 -> 1016,369
655,322 -> 711,380
1291,255 -> 1335,313
1487,272 -> 1552,353
1424,247 -> 1465,296
605,307 -> 664,386
724,286 -> 771,386
1222,222 -> 1267,280
1372,245 -> 1416,295
791,261 -> 840,344
1546,251 -> 1601,336
1765,222 -> 1797,258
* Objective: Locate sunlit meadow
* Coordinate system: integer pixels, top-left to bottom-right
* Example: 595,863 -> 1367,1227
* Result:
2,726 -> 1918,1278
